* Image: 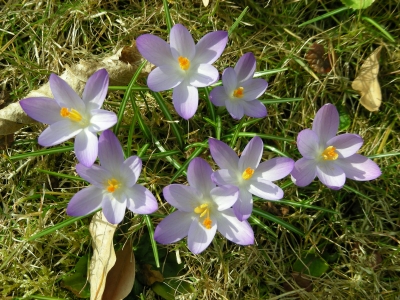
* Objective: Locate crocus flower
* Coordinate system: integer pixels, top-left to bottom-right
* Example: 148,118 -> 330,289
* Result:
209,52 -> 268,119
67,130 -> 158,224
291,103 -> 381,189
209,137 -> 294,221
136,24 -> 228,120
154,157 -> 254,254
20,69 -> 117,167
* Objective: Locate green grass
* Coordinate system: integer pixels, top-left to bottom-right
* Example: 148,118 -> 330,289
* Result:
1,0 -> 400,299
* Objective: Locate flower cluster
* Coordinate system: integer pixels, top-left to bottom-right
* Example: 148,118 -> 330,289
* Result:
20,24 -> 381,255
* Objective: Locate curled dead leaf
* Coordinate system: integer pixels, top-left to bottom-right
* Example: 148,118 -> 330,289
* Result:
305,43 -> 332,74
0,43 -> 151,136
89,211 -> 118,300
351,46 -> 382,112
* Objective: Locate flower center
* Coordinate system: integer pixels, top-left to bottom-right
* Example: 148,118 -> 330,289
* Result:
60,107 -> 82,122
106,178 -> 120,193
321,146 -> 338,161
233,87 -> 244,98
194,203 -> 212,229
178,56 -> 190,71
242,167 -> 255,180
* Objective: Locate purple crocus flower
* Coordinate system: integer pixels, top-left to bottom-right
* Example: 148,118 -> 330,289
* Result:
136,24 -> 228,120
67,130 -> 158,224
20,69 -> 117,167
209,52 -> 268,119
154,157 -> 254,254
291,103 -> 381,189
209,137 -> 294,221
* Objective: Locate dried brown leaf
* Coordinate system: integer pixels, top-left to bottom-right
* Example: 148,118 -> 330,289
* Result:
89,211 -> 118,300
102,238 -> 136,300
351,46 -> 382,111
305,43 -> 332,74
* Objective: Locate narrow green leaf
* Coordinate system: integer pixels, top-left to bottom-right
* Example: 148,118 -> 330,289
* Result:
253,207 -> 304,236
298,7 -> 350,27
362,16 -> 396,43
260,97 -> 303,104
143,215 -> 160,268
248,215 -> 278,240
228,6 -> 249,36
10,146 -> 74,161
223,132 -> 294,143
169,146 -> 206,183
36,168 -> 85,182
162,0 -> 173,33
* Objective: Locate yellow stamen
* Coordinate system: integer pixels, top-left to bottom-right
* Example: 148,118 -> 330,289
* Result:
60,107 -> 82,122
233,87 -> 244,98
194,203 -> 212,229
178,56 -> 190,71
107,178 -> 120,193
321,146 -> 338,161
242,167 -> 255,180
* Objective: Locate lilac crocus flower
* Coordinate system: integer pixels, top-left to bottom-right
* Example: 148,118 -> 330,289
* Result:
20,69 -> 117,167
209,137 -> 294,221
154,157 -> 254,254
136,24 -> 228,120
67,130 -> 158,224
291,103 -> 381,189
209,52 -> 268,119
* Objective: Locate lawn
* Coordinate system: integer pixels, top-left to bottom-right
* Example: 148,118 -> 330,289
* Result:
1,0 -> 399,299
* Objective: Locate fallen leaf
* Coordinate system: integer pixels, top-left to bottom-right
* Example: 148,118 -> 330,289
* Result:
351,46 -> 382,111
142,264 -> 164,286
89,211 -> 118,300
305,43 -> 332,74
0,44 -> 151,136
119,40 -> 142,66
102,238 -> 136,300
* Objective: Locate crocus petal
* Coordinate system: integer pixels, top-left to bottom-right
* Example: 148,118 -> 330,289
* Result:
312,104 -> 339,145
49,74 -> 85,111
136,34 -> 175,66
193,31 -> 228,64
187,158 -> 215,195
211,169 -> 238,186
172,82 -> 198,120
233,189 -> 253,221
188,218 -> 217,254
316,162 -> 346,189
38,120 -> 82,146
88,109 -> 117,132
189,64 -> 219,87
76,163 -> 111,188
163,184 -> 202,212
147,65 -> 184,92
238,136 -> 263,172
210,185 -> 239,211
209,86 -> 229,106
249,178 -> 283,200
154,211 -> 193,244
101,196 -> 126,224
240,79 -> 268,102
291,158 -> 317,187
82,69 -> 109,109
74,129 -> 98,167
208,138 -> 239,171
254,157 -> 294,181
67,185 -> 103,217
297,129 -> 320,159
122,156 -> 142,187
328,134 -> 363,158
222,68 -> 238,94
125,184 -> 158,214
170,24 -> 196,60
20,97 -> 63,124
234,53 -> 256,83
241,100 -> 267,118
216,209 -> 254,245
335,154 -> 381,181
98,130 -> 124,171
225,100 -> 244,119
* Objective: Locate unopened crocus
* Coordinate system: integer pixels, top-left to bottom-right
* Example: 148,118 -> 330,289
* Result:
209,52 -> 268,119
67,130 -> 158,224
136,24 -> 228,120
154,157 -> 254,254
20,69 -> 117,167
209,137 -> 294,221
291,103 -> 381,189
